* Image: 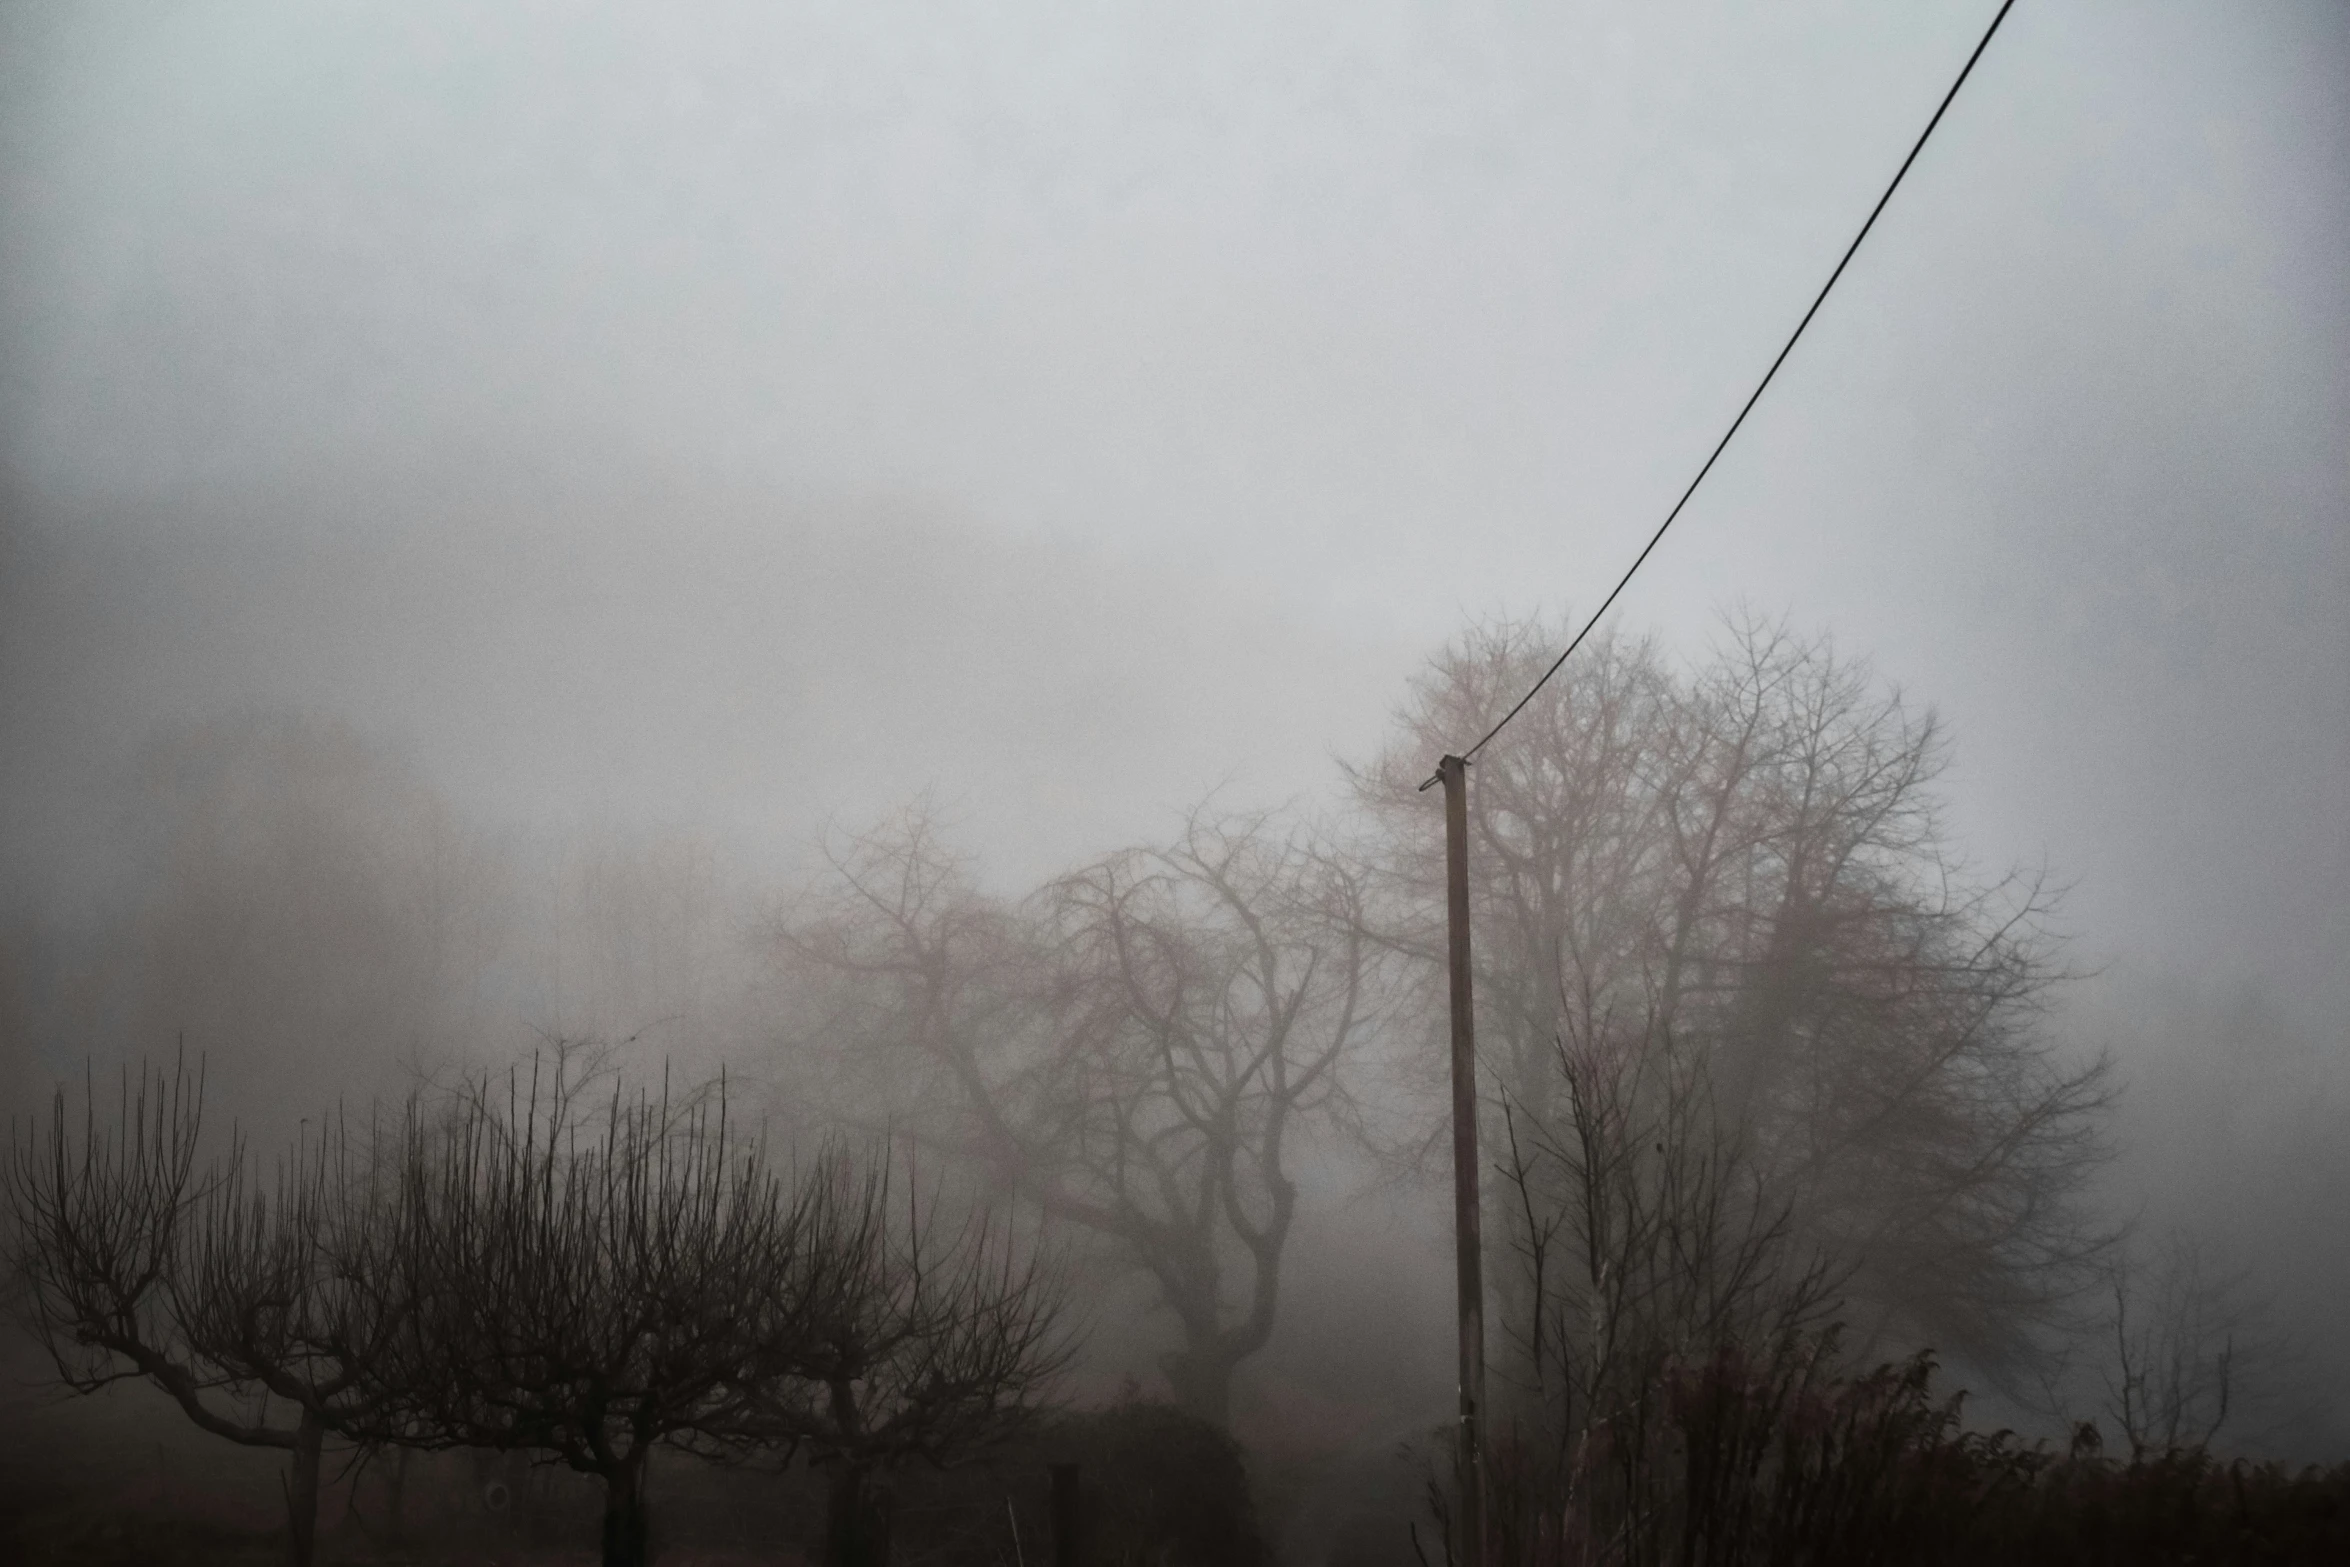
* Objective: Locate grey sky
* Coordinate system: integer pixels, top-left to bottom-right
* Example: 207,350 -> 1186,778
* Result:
2,0 -> 2344,1024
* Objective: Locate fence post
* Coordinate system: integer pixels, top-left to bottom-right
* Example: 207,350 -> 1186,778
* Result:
1050,1462 -> 1081,1567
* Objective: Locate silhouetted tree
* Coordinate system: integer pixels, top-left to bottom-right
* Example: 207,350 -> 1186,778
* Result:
2100,1231 -> 2284,1459
774,805 -> 1373,1427
1347,616 -> 2111,1379
379,1055 -> 1066,1567
376,1058 -> 821,1567
745,1157 -> 1067,1567
1473,1021 -> 1845,1559
4,1056 -> 414,1567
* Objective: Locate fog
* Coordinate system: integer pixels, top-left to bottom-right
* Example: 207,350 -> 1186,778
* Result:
1,0 -> 2344,1558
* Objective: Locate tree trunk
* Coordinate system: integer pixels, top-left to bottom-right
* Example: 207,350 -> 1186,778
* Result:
284,1408 -> 325,1567
601,1447 -> 652,1567
384,1448 -> 408,1544
1162,1345 -> 1237,1429
826,1461 -> 892,1567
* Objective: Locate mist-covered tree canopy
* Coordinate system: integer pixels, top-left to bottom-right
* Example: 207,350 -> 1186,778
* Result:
1347,617 -> 2111,1376
768,803 -> 1374,1427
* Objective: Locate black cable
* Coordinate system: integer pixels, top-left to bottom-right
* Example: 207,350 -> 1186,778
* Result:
1422,0 -> 2019,791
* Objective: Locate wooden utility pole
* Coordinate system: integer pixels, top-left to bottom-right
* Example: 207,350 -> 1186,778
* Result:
1439,753 -> 1487,1567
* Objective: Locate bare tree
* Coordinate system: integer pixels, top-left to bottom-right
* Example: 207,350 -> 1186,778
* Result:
1348,615 -> 2111,1378
774,804 -> 1372,1427
381,1054 -> 1066,1567
744,1155 -> 1068,1567
1400,1001 -> 2085,1567
2101,1231 -> 2279,1458
378,1057 -> 820,1567
1497,1026 -> 1843,1443
9,1045 -> 1066,1567
4,1056 -> 413,1567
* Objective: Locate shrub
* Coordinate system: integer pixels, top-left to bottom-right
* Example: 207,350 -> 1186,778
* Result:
1422,1344 -> 2350,1567
1039,1399 -> 1263,1567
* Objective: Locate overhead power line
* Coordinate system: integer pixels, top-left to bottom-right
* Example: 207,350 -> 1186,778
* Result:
1423,0 -> 2019,791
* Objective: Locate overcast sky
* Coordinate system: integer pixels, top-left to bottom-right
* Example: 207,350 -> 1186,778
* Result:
2,0 -> 2343,1029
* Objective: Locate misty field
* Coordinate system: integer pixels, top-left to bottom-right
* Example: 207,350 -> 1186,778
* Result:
7,625 -> 2348,1567
7,1342 -> 2350,1565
